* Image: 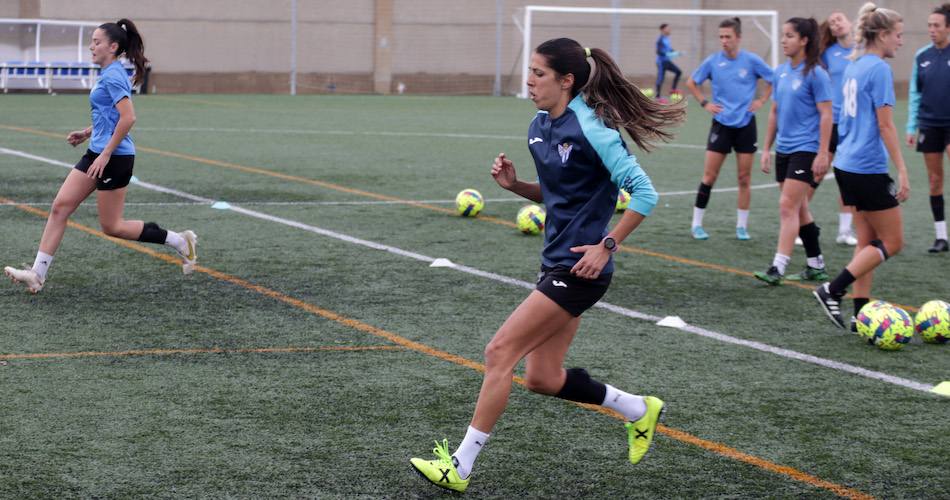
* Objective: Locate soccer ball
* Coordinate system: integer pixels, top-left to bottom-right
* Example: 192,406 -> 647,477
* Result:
616,189 -> 631,212
516,204 -> 545,235
855,301 -> 914,351
641,87 -> 655,99
669,91 -> 683,103
915,300 -> 950,344
456,189 -> 484,217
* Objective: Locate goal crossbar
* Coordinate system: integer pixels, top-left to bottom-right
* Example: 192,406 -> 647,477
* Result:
519,5 -> 779,98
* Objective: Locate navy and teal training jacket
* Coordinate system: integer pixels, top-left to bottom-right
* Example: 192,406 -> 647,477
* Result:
527,94 -> 658,275
906,43 -> 950,133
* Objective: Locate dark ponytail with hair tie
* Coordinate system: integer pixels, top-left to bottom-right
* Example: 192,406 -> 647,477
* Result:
98,18 -> 149,86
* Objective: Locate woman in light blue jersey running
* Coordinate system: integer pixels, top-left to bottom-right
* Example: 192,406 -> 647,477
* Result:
686,17 -> 773,241
755,18 -> 833,286
409,37 -> 685,493
814,3 -> 910,329
3,19 -> 197,294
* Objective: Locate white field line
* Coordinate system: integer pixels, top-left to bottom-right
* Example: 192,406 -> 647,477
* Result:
1,146 -> 936,396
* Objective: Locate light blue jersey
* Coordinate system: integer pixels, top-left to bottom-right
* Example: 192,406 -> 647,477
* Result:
527,94 -> 658,273
820,42 -> 854,123
90,61 -> 134,155
691,50 -> 773,128
833,54 -> 895,174
772,61 -> 832,154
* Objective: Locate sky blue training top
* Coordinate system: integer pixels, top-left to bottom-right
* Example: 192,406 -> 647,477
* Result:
820,42 -> 854,123
772,61 -> 832,154
656,34 -> 673,64
527,94 -> 658,274
691,50 -> 773,128
833,54 -> 895,174
906,43 -> 950,133
90,60 -> 134,155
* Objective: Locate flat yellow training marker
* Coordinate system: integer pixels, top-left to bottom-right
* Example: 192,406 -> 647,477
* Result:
932,381 -> 950,397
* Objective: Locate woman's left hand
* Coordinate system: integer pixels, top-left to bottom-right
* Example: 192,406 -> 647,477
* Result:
811,152 -> 830,183
896,174 -> 910,203
569,243 -> 611,280
86,153 -> 110,179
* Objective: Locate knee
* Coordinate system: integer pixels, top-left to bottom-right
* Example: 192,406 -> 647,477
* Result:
483,340 -> 514,373
99,220 -> 122,237
737,173 -> 752,188
778,197 -> 799,220
703,172 -> 719,185
523,372 -> 562,395
885,237 -> 903,257
49,199 -> 76,220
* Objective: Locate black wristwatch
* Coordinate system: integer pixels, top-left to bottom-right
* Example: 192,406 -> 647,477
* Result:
603,237 -> 618,253
700,99 -> 709,108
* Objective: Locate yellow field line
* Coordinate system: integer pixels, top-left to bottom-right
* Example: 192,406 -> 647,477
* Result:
0,196 -> 873,500
0,345 -> 403,361
0,123 -> 915,313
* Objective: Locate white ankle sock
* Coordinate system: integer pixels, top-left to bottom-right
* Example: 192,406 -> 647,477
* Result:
807,255 -> 825,269
452,426 -> 489,479
602,384 -> 646,421
737,209 -> 750,229
31,251 -> 53,280
771,253 -> 790,275
692,207 -> 705,229
164,230 -> 188,255
936,221 -> 947,241
839,212 -> 853,235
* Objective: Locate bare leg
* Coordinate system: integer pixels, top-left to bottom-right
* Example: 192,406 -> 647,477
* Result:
845,206 -> 904,290
470,291 -> 575,433
701,151 -> 727,187
96,187 -> 145,240
735,153 -> 753,211
776,180 -> 810,257
38,169 -> 97,255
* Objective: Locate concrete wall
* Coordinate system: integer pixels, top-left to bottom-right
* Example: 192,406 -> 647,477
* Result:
0,0 -> 936,94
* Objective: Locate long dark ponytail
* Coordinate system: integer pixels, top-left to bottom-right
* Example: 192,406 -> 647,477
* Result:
98,18 -> 148,86
535,38 -> 685,152
787,17 -> 821,76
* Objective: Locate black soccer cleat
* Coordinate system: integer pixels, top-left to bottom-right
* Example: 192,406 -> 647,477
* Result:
928,238 -> 949,253
813,283 -> 846,329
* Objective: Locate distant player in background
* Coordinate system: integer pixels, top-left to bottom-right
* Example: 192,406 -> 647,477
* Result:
686,17 -> 773,240
3,19 -> 197,294
409,37 -> 685,493
655,23 -> 682,99
814,3 -> 909,330
755,18 -> 832,286
906,3 -> 950,253
820,11 -> 859,246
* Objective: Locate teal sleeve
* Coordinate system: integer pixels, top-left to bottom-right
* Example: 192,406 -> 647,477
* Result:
571,99 -> 658,216
906,46 -> 928,134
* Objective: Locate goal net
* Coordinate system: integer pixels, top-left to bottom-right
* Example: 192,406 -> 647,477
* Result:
516,5 -> 779,98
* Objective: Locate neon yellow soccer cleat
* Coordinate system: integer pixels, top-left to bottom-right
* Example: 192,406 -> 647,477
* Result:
410,439 -> 470,493
625,396 -> 666,465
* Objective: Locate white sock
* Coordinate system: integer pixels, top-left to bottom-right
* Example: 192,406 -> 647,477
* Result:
838,212 -> 853,235
31,251 -> 53,280
807,255 -> 825,269
164,230 -> 188,255
737,209 -> 750,229
602,384 -> 646,421
452,426 -> 489,480
692,207 -> 705,229
936,221 -> 948,241
771,253 -> 791,275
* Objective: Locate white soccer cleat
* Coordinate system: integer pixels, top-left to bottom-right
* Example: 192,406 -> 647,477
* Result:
4,265 -> 44,294
836,231 -> 858,246
178,230 -> 198,275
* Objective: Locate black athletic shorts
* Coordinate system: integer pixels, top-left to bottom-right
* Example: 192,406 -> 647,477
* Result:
829,123 -> 839,154
707,116 -> 757,154
834,167 -> 899,212
536,265 -> 612,317
74,150 -> 134,190
775,152 -> 820,189
916,126 -> 950,153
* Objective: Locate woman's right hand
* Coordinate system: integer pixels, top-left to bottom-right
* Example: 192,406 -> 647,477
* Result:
704,102 -> 723,115
67,129 -> 88,147
760,150 -> 771,174
491,153 -> 517,190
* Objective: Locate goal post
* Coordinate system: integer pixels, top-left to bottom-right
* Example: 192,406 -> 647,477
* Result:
519,5 -> 779,98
